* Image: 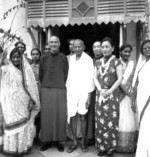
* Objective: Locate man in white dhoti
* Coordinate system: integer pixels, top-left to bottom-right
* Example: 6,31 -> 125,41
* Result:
66,39 -> 94,153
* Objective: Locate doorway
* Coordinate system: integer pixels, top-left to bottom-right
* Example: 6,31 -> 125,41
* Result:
49,22 -> 120,58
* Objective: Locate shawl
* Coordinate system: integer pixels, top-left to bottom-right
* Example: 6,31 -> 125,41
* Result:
0,56 -> 40,135
119,59 -> 136,111
132,54 -> 146,88
133,55 -> 150,122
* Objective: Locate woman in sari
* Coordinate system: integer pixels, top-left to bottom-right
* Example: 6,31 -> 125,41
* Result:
117,44 -> 138,153
94,37 -> 123,156
31,48 -> 41,92
0,47 -> 40,156
131,40 -> 150,157
31,48 -> 41,144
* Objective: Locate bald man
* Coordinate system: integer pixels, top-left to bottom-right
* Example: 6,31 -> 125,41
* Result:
39,36 -> 69,152
66,39 -> 94,153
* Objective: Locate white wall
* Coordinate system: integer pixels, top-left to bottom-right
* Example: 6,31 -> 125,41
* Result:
0,0 -> 33,56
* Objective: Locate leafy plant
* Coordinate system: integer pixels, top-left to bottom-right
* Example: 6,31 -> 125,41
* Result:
0,0 -> 27,53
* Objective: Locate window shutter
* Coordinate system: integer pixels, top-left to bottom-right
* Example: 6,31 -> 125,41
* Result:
28,0 -> 43,19
45,0 -> 68,18
98,0 -> 124,15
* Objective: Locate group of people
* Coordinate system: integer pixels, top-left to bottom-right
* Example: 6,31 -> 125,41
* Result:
0,35 -> 150,157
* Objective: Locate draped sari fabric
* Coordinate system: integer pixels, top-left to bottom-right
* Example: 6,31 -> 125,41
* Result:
134,56 -> 150,157
117,60 -> 138,152
0,56 -> 40,155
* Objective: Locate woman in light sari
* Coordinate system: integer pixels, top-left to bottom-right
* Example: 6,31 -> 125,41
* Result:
0,47 -> 40,156
117,44 -> 138,153
132,40 -> 150,157
31,48 -> 41,144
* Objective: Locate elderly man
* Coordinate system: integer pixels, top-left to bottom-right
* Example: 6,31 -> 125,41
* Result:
39,36 -> 69,152
66,39 -> 94,153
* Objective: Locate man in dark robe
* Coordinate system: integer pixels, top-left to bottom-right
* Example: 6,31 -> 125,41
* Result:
39,36 -> 69,152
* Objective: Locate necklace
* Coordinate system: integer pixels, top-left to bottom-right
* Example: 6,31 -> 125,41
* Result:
99,55 -> 115,77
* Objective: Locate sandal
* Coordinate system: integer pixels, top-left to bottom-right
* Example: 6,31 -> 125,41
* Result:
81,144 -> 89,152
67,144 -> 77,153
107,151 -> 113,156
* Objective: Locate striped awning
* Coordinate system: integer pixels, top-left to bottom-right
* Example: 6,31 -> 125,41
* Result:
26,0 -> 147,27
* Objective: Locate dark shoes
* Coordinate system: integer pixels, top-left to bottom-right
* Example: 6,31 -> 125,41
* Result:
40,142 -> 64,152
56,143 -> 64,152
40,143 -> 52,151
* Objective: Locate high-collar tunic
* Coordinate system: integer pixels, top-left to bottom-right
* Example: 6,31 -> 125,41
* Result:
39,51 -> 69,142
39,52 -> 68,89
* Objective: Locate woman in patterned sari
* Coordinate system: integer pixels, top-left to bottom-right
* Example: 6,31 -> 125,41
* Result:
117,44 -> 138,153
94,37 -> 123,156
0,47 -> 40,156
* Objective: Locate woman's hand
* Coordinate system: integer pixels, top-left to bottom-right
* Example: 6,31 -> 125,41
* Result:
101,89 -> 111,98
131,101 -> 137,113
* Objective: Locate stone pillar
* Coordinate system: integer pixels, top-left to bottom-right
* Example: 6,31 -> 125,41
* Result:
47,27 -> 52,43
119,24 -> 123,47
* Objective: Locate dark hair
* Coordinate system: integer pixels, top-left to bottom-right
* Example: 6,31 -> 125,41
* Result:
141,40 -> 150,55
68,39 -> 75,44
15,41 -> 26,49
93,41 -> 101,47
10,47 -> 21,60
120,44 -> 132,52
0,46 -> 3,54
31,48 -> 41,56
101,37 -> 114,47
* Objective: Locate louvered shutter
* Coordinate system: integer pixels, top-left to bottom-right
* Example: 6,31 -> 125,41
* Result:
98,0 -> 124,15
45,0 -> 68,18
126,0 -> 146,23
127,0 -> 145,14
28,0 -> 43,19
97,0 -> 146,24
97,0 -> 125,24
26,0 -> 146,27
